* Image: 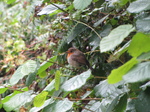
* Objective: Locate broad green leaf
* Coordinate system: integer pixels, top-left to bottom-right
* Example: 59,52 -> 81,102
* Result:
6,0 -> 16,4
61,70 -> 91,91
136,15 -> 150,33
94,80 -> 128,98
106,96 -> 119,112
55,70 -> 61,91
43,98 -> 73,112
30,98 -> 54,112
73,0 -> 92,10
114,94 -> 127,112
3,91 -> 35,112
33,91 -> 48,107
128,33 -> 150,57
100,24 -> 134,52
10,60 -> 37,85
108,58 -> 138,84
0,86 -> 8,94
1,91 -> 22,104
39,71 -> 47,78
123,61 -> 150,83
25,72 -> 36,86
38,4 -> 66,15
67,23 -> 87,43
134,91 -> 150,112
44,80 -> 55,91
127,0 -> 150,13
38,56 -> 57,74
119,0 -> 129,6
137,51 -> 150,61
82,100 -> 105,112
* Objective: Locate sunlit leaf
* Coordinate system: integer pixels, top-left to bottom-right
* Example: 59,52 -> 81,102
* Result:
61,70 -> 91,91
127,0 -> 150,13
55,70 -> 61,91
128,33 -> 150,57
3,91 -> 35,112
43,98 -> 73,112
123,61 -> 150,83
38,56 -> 57,75
33,91 -> 48,107
100,24 -> 134,52
108,58 -> 138,84
73,0 -> 92,10
10,60 -> 38,85
30,98 -> 54,112
0,86 -> 8,94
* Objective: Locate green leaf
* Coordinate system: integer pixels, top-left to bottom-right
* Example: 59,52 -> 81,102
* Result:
25,72 -> 36,86
108,58 -> 138,84
10,60 -> 38,85
94,80 -> 128,98
82,100 -> 105,112
67,23 -> 87,43
44,80 -> 55,91
3,91 -> 35,112
39,71 -> 47,78
134,91 -> 150,112
136,14 -> 150,33
61,70 -> 91,91
38,56 -> 57,75
123,61 -> 150,83
6,0 -> 16,4
38,4 -> 66,15
137,51 -> 150,61
55,70 -> 61,91
127,33 -> 150,57
73,0 -> 92,10
0,86 -> 8,94
33,91 -> 48,107
106,96 -> 119,112
127,0 -> 150,13
118,0 -> 129,6
100,24 -> 134,52
1,91 -> 22,104
30,98 -> 54,112
114,94 -> 127,112
43,98 -> 73,112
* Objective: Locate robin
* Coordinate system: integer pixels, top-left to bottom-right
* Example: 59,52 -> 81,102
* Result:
66,47 -> 93,71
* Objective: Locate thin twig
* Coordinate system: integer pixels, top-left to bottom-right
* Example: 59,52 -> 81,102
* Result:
53,96 -> 102,101
72,19 -> 102,39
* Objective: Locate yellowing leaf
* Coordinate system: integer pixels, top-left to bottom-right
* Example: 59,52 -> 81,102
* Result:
108,58 -> 138,84
33,91 -> 48,107
128,33 -> 150,57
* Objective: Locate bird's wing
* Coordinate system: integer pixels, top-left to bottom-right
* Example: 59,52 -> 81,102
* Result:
71,53 -> 90,66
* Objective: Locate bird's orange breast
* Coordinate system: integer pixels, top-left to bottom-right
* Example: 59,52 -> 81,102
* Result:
67,52 -> 73,59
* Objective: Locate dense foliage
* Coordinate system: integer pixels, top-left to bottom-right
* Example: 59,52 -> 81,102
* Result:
0,0 -> 150,111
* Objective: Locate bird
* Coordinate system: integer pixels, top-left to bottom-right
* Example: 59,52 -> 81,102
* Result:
66,47 -> 93,71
